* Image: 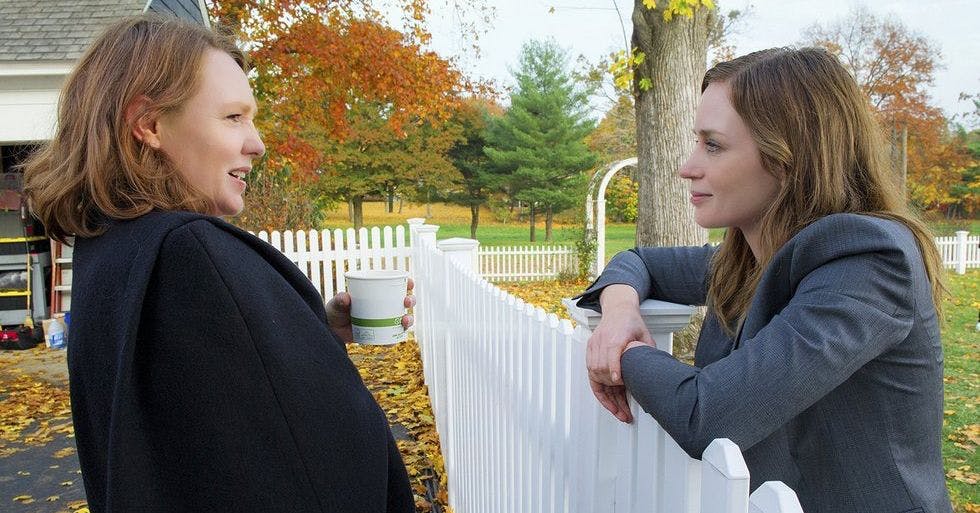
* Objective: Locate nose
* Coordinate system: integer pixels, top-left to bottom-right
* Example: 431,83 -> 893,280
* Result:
678,151 -> 699,180
244,124 -> 265,158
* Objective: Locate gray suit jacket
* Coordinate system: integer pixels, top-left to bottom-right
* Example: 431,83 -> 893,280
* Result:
577,214 -> 952,513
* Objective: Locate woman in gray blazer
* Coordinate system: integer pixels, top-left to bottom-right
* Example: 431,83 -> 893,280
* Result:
577,48 -> 952,513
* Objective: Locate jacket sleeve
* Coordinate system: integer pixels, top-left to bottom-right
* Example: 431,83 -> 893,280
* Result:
575,245 -> 716,312
619,232 -> 916,458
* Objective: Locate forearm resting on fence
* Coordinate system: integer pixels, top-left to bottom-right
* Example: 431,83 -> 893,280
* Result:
588,284 -> 655,385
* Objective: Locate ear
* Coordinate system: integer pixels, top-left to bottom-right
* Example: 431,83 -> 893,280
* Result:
126,95 -> 163,149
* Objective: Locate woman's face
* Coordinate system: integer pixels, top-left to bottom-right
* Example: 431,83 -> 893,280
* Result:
156,49 -> 265,217
678,81 -> 780,247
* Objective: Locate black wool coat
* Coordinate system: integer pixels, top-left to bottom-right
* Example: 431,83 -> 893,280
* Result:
67,211 -> 415,513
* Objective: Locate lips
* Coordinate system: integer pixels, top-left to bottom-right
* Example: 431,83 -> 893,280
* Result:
690,191 -> 711,205
227,168 -> 249,180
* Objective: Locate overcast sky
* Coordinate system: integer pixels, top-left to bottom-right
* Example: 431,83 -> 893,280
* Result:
423,0 -> 979,122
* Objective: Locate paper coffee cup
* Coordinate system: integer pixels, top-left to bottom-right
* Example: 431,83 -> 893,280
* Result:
344,270 -> 409,345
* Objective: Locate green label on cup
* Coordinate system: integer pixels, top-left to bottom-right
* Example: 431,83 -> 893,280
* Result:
351,316 -> 402,328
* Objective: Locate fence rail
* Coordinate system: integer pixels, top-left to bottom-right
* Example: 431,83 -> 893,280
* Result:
479,244 -> 578,282
410,222 -> 804,513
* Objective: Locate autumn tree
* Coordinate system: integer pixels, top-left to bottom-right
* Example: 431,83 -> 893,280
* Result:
323,100 -> 463,228
210,1 -> 474,229
803,7 -> 971,213
583,93 -> 638,222
443,97 -> 503,238
485,39 -> 597,242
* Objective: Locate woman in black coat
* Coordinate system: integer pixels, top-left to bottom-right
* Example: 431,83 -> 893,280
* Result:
24,15 -> 416,513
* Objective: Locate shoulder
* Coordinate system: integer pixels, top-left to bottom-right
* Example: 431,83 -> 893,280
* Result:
795,213 -> 916,247
158,216 -> 259,268
779,213 -> 921,272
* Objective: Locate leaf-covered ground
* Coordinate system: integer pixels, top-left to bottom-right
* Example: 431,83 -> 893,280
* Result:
0,347 -> 88,513
0,338 -> 448,513
348,339 -> 449,512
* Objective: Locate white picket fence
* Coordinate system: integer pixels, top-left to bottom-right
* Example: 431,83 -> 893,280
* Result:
936,231 -> 979,274
479,245 -> 578,282
409,220 -> 804,513
252,226 -> 410,298
252,223 -> 580,289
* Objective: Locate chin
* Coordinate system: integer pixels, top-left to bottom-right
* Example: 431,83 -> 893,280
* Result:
212,202 -> 244,218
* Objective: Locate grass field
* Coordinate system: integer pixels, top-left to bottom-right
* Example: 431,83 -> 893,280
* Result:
320,201 -> 725,261
940,269 -> 980,510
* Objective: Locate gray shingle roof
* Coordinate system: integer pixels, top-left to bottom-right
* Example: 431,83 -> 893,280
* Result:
0,0 -> 146,61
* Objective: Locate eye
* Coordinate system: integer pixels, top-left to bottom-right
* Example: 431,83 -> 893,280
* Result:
704,139 -> 721,153
226,113 -> 243,122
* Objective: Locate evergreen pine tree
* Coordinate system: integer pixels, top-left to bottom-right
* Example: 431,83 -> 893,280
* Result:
445,98 -> 502,239
485,40 -> 597,241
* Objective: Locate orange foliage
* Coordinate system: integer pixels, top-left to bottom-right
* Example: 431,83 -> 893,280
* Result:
210,1 -> 468,178
804,7 -> 972,212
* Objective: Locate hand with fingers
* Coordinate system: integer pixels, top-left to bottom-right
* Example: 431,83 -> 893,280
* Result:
326,278 -> 416,343
586,284 -> 656,424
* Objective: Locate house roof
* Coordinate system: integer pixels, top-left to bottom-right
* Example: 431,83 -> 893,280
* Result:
0,0 -> 146,61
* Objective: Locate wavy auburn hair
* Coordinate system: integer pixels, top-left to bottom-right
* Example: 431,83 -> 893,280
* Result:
22,15 -> 247,243
703,47 -> 945,332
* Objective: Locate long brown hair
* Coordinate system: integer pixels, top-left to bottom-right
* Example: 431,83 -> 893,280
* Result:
22,15 -> 247,243
703,47 -> 945,332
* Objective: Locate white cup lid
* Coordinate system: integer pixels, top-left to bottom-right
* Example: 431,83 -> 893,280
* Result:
344,270 -> 409,280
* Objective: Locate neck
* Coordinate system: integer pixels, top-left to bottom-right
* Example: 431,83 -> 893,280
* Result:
742,226 -> 763,262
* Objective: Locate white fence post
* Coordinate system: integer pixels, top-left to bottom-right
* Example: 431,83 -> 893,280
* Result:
955,230 -> 968,275
407,217 -> 425,246
439,238 -> 480,273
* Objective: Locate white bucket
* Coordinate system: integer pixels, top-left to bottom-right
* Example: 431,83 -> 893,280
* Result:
344,270 -> 409,345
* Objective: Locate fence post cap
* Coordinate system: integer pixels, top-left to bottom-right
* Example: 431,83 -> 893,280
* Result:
955,230 -> 969,236
562,298 -> 695,332
415,224 -> 439,233
407,218 -> 426,226
748,481 -> 804,513
437,237 -> 480,251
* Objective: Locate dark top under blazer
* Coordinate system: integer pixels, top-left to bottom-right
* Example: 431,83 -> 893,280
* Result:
68,211 -> 414,513
577,214 -> 952,513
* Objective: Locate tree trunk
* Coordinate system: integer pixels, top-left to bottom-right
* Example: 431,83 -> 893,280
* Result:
352,195 -> 364,230
545,207 -> 554,241
398,196 -> 403,214
529,203 -> 537,242
347,198 -> 355,223
633,1 -> 711,247
425,188 -> 432,218
470,204 -> 480,239
386,189 -> 395,213
888,124 -> 908,199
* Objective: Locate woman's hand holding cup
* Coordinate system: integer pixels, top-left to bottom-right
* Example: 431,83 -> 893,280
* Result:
327,276 -> 415,344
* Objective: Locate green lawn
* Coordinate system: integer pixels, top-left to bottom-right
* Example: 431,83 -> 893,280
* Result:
940,269 -> 979,511
435,223 -> 726,263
